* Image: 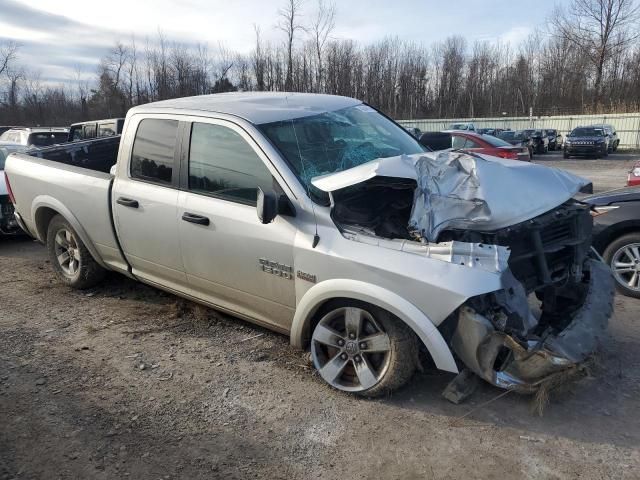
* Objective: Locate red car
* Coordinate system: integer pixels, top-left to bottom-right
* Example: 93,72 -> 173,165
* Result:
628,161 -> 640,187
449,131 -> 530,161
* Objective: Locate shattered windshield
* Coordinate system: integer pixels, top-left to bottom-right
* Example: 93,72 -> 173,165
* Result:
259,104 -> 425,195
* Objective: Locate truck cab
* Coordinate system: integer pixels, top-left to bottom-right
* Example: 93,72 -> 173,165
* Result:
68,118 -> 125,142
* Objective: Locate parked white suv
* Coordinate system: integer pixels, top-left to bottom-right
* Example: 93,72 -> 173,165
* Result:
0,127 -> 69,148
5,93 -> 613,399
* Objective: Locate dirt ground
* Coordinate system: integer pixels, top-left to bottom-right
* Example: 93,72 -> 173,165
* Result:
1,156 -> 640,480
533,149 -> 638,193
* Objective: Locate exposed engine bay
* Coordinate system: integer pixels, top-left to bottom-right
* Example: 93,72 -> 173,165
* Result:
312,151 -> 614,397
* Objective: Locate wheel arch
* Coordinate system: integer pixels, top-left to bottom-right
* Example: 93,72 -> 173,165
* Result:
32,196 -> 108,269
291,279 -> 459,374
596,221 -> 640,254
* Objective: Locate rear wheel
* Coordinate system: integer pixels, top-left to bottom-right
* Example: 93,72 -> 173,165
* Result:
46,215 -> 106,289
311,302 -> 418,397
604,232 -> 640,299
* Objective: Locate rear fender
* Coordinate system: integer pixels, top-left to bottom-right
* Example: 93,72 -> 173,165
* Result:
32,195 -> 108,269
291,279 -> 459,374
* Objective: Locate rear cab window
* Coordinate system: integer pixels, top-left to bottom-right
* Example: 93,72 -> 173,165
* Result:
98,122 -> 117,137
130,118 -> 179,186
83,124 -> 97,139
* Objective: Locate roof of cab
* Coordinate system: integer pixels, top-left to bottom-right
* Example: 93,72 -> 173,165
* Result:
128,92 -> 362,125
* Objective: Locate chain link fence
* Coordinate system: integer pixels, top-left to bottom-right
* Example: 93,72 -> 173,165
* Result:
397,112 -> 640,149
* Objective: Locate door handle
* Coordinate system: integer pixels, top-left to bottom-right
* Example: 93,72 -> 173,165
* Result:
117,197 -> 139,208
182,212 -> 210,226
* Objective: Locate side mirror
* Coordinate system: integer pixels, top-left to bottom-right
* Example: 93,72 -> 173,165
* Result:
257,187 -> 277,224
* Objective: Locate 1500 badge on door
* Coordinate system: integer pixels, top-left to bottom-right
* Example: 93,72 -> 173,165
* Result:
258,258 -> 293,280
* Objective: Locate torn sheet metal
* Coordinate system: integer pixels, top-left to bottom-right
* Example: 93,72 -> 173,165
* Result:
407,151 -> 590,242
451,258 -> 614,392
311,151 -> 590,243
341,228 -> 510,273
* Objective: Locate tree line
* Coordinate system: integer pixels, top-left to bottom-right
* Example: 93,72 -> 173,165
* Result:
1,0 -> 639,127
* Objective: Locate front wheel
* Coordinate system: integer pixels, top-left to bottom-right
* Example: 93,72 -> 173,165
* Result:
563,150 -> 570,159
311,302 -> 418,397
604,232 -> 640,299
47,215 -> 106,289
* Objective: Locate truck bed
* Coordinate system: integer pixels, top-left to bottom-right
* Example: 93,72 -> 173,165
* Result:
25,136 -> 120,174
5,136 -> 128,274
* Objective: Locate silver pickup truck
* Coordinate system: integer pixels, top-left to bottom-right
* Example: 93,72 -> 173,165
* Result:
5,93 -> 614,400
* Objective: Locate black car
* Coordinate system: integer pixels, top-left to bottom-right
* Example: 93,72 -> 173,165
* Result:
498,130 -> 533,159
585,186 -> 640,298
564,126 -> 609,158
403,126 -> 422,139
521,129 -> 549,154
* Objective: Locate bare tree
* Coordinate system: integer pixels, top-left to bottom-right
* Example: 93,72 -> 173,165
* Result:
311,0 -> 336,92
0,41 -> 19,78
551,0 -> 640,107
253,25 -> 266,91
277,0 -> 306,90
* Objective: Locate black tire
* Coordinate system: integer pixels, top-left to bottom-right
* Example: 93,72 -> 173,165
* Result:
310,300 -> 418,397
563,150 -> 569,159
46,215 -> 106,289
603,232 -> 640,299
602,146 -> 609,158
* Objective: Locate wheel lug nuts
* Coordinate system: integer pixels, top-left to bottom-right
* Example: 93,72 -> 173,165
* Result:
354,355 -> 361,363
348,333 -> 356,339
337,339 -> 345,346
359,342 -> 366,349
340,353 -> 348,360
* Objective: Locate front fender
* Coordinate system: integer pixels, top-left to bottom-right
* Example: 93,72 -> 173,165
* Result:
291,279 -> 459,374
32,195 -> 108,270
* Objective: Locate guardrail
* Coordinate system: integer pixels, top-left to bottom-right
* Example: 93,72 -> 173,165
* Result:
397,112 -> 640,148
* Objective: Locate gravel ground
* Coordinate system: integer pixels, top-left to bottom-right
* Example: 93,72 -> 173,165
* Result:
533,149 -> 638,193
1,155 -> 640,479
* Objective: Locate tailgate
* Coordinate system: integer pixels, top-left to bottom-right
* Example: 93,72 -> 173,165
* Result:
5,153 -> 126,271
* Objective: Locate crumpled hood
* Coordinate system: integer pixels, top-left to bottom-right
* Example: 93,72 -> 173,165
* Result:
311,151 -> 589,242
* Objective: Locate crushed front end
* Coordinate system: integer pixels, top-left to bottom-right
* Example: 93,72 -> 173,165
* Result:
311,151 -> 615,395
444,201 -> 615,392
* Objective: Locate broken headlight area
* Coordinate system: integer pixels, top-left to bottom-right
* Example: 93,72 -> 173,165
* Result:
449,256 -> 614,393
443,201 -> 614,392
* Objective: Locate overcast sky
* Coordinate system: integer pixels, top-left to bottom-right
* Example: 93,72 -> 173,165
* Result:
0,0 -> 558,84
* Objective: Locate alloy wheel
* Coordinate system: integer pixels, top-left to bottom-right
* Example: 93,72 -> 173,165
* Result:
311,306 -> 392,392
54,228 -> 81,277
611,243 -> 640,292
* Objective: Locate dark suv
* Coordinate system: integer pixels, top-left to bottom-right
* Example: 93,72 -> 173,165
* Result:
564,126 -> 609,158
589,124 -> 619,152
